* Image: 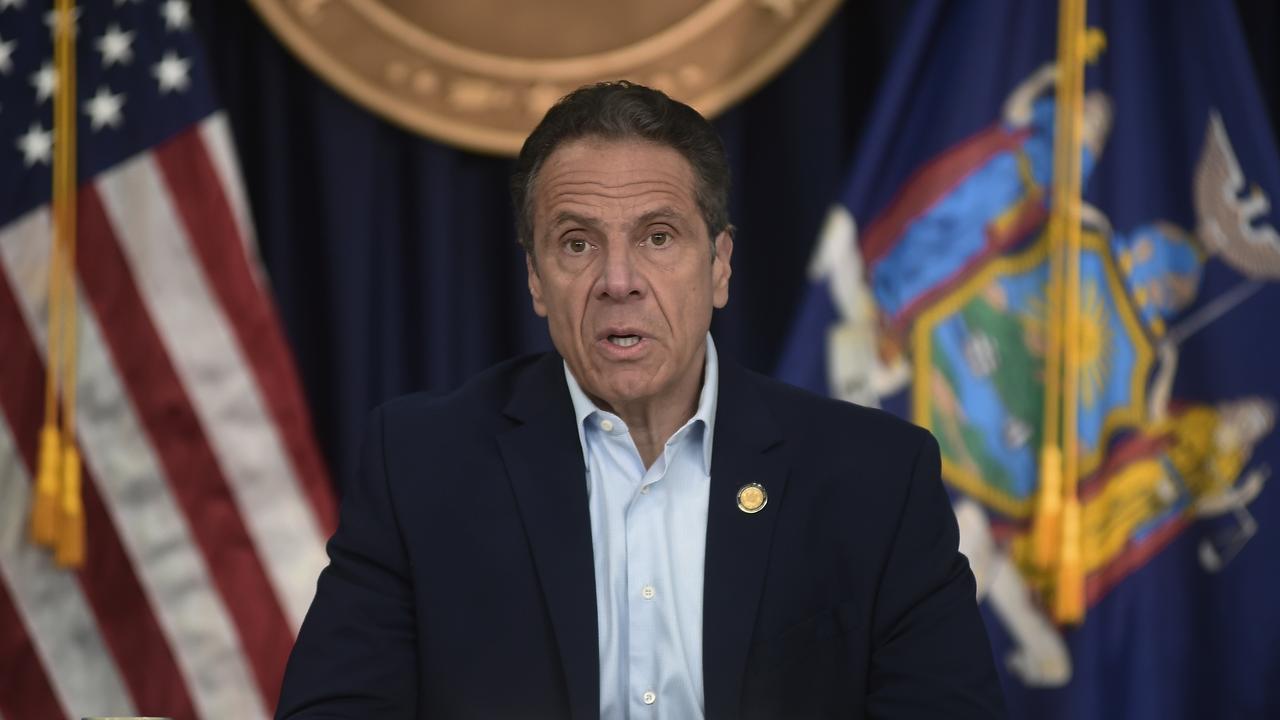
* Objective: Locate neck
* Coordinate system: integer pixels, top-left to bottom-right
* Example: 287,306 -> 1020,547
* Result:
571,339 -> 713,469
589,347 -> 706,468
604,389 -> 700,469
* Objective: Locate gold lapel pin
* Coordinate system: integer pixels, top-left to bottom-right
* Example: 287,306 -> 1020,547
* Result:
737,483 -> 767,514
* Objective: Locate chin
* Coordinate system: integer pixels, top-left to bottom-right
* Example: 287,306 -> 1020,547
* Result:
596,375 -> 661,406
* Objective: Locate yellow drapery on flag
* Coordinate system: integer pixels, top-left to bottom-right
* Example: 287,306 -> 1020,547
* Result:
31,0 -> 84,569
1031,0 -> 1103,624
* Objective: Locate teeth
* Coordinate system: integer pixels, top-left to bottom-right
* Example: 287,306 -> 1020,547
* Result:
608,335 -> 640,348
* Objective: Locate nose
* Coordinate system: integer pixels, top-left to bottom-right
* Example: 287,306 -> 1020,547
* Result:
596,241 -> 644,300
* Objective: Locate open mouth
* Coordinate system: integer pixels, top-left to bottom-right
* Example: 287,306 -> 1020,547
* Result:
607,334 -> 641,348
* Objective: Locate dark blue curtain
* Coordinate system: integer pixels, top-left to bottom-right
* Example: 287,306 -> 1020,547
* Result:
191,1 -> 1278,491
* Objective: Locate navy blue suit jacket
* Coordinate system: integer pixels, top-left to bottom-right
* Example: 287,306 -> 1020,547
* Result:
277,352 -> 1005,718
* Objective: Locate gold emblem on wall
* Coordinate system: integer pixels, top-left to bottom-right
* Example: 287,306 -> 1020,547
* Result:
248,0 -> 842,155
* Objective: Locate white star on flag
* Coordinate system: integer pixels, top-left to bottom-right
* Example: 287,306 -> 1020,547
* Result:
30,61 -> 55,104
96,24 -> 135,67
160,0 -> 191,32
0,35 -> 15,75
84,86 -> 126,131
16,122 -> 52,166
152,50 -> 191,93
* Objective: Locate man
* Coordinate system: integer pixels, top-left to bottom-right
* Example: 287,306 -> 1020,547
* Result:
277,81 -> 1006,719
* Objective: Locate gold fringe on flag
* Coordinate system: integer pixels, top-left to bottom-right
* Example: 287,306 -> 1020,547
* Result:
31,0 -> 83,569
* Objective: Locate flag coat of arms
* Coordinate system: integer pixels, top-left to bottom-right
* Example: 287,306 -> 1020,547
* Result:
779,1 -> 1280,717
0,1 -> 336,718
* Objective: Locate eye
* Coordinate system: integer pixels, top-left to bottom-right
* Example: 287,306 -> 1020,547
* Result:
564,237 -> 590,254
647,232 -> 671,247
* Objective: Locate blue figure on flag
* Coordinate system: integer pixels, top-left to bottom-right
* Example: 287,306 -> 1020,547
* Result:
779,1 -> 1280,717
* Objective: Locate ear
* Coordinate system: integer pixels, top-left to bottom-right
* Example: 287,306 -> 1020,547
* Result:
526,254 -> 548,317
711,230 -> 733,309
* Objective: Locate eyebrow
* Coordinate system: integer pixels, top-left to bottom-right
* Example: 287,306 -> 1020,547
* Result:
635,208 -> 683,227
548,207 -> 685,232
548,211 -> 597,231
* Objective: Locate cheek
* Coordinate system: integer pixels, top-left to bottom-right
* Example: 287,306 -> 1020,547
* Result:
672,277 -> 714,329
552,251 -> 593,277
545,282 -> 592,332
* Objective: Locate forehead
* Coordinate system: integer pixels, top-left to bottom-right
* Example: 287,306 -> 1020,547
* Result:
533,138 -> 699,221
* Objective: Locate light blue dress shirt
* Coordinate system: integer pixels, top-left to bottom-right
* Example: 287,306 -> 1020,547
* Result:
564,334 -> 718,720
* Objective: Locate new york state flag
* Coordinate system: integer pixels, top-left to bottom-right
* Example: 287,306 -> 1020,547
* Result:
778,1 -> 1280,717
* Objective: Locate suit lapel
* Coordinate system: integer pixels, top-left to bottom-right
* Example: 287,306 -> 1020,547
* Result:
496,355 -> 600,720
702,362 -> 789,720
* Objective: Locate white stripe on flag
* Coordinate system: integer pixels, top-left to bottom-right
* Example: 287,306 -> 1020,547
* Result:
96,154 -> 328,631
0,418 -> 137,719
0,208 -> 270,720
199,113 -> 266,289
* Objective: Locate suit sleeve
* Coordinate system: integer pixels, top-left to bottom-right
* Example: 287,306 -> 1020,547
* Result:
865,429 -> 1007,719
276,406 -> 418,719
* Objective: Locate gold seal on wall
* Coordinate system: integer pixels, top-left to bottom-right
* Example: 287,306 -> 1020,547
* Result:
247,0 -> 841,155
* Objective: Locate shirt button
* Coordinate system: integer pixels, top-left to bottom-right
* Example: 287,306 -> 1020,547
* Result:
640,484 -> 651,495
642,690 -> 656,705
641,585 -> 655,600
600,419 -> 614,432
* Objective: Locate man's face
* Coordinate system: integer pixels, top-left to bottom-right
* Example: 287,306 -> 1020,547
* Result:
526,137 -> 732,413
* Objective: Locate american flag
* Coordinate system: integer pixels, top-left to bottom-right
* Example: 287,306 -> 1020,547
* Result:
0,1 -> 337,718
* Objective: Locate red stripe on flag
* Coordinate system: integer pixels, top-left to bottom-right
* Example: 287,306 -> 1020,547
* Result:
861,125 -> 1029,265
78,470 -> 200,720
0,578 -> 65,720
155,128 -> 337,533
76,187 -> 293,708
0,256 -> 199,720
0,270 -> 45,465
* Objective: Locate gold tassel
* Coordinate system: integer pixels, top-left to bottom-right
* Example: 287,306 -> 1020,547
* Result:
1032,446 -> 1063,568
1054,496 -> 1085,622
29,0 -> 84,569
55,445 -> 84,568
1037,0 -> 1091,625
31,426 -> 62,546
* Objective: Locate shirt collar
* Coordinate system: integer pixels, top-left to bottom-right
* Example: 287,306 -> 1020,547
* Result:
563,332 -> 719,474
